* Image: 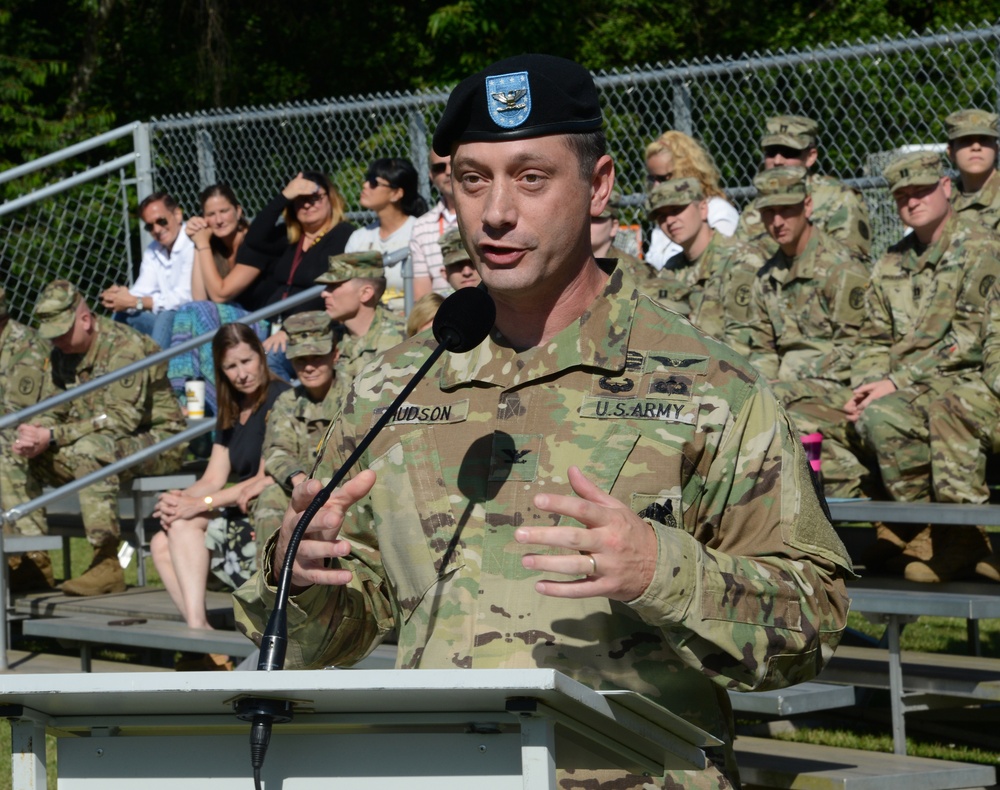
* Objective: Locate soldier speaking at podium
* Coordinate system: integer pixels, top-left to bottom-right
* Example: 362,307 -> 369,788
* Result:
236,54 -> 853,789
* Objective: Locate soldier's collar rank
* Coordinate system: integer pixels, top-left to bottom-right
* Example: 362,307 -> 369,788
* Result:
487,71 -> 531,129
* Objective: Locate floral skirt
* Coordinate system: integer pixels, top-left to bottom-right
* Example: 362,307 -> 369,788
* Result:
204,509 -> 256,589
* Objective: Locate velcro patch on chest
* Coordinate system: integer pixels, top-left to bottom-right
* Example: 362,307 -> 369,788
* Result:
579,396 -> 698,423
375,399 -> 470,425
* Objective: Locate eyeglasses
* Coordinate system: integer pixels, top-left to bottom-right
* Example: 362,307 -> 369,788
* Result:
143,217 -> 170,233
365,175 -> 393,189
430,162 -> 449,175
293,191 -> 327,208
763,145 -> 805,160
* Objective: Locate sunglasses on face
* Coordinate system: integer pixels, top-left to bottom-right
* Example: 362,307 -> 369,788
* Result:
430,162 -> 449,175
143,217 -> 170,233
365,175 -> 393,189
293,191 -> 327,207
763,145 -> 805,160
646,172 -> 674,186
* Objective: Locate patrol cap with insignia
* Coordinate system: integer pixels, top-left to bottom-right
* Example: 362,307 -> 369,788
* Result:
284,310 -> 335,359
34,280 -> 83,340
432,54 -> 603,156
439,227 -> 472,267
645,178 -> 704,215
761,115 -> 819,151
883,151 -> 944,193
753,165 -> 809,209
944,109 -> 1000,141
315,251 -> 384,285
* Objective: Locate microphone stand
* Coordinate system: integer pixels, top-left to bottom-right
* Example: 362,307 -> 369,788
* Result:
234,285 -> 494,789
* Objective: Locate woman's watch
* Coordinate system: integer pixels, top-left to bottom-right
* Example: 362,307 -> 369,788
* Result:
203,495 -> 214,508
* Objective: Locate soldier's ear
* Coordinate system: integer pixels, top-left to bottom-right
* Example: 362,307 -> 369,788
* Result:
804,148 -> 819,169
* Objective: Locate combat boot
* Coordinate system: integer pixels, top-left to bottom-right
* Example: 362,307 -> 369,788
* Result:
61,543 -> 125,596
902,525 -> 991,583
8,551 -> 55,593
861,522 -> 920,571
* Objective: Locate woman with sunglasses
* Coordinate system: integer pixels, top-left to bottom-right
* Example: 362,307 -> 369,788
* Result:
234,170 -> 355,379
644,131 -> 739,270
344,158 -> 428,312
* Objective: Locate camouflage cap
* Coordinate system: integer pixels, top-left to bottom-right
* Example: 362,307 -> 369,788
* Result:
645,178 -> 704,215
753,165 -> 809,208
285,310 -> 335,359
0,287 -> 7,321
596,189 -> 621,220
439,227 -> 472,267
315,251 -> 384,284
34,279 -> 82,340
883,151 -> 944,193
944,109 -> 1000,141
761,115 -> 818,150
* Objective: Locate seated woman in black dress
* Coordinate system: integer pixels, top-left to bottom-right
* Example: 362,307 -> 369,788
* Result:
151,324 -> 290,648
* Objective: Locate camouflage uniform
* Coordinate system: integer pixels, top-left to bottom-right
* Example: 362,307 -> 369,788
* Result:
235,262 -> 852,790
254,311 -> 341,557
945,109 -> 1000,231
929,278 -> 1000,504
852,202 -> 1000,502
0,294 -> 50,537
736,116 -> 872,261
738,168 -> 872,498
10,283 -> 186,549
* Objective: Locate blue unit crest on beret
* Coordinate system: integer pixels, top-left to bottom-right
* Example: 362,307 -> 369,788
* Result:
486,71 -> 531,129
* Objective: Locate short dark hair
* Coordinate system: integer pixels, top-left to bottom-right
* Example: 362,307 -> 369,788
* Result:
138,191 -> 179,215
564,130 -> 608,181
366,158 -> 429,217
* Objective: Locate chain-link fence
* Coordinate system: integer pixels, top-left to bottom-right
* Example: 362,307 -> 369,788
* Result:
2,23 -> 999,326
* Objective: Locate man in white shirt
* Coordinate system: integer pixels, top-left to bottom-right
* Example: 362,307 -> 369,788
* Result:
409,149 -> 458,300
100,192 -> 194,349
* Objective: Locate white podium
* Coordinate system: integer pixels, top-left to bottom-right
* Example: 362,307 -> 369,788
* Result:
0,669 -> 720,790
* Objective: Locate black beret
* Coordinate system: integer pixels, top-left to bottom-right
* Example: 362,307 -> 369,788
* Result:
432,54 -> 603,156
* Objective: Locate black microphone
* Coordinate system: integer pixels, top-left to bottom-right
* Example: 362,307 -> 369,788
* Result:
235,284 -> 495,788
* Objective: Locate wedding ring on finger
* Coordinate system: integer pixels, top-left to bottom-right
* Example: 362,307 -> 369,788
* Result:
585,554 -> 597,576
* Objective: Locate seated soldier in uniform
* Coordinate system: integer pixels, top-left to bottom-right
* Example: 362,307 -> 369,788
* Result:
946,108 -> 1000,230
252,311 -> 341,560
841,152 -> 1000,582
642,177 -> 765,357
0,287 -> 53,590
741,166 -> 872,501
10,280 -> 186,596
737,115 -> 872,261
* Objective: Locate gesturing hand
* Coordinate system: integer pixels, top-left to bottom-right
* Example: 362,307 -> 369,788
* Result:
516,465 -> 658,602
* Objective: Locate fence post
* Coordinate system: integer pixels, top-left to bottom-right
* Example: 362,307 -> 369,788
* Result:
671,79 -> 694,136
133,122 -> 155,251
197,130 -> 218,188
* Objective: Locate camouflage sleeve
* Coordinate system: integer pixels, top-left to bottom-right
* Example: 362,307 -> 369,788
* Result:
819,188 -> 872,260
851,261 -> 894,387
890,248 -> 1000,390
984,278 -> 1000,396
719,255 -> 760,359
628,382 -> 851,692
743,276 -> 779,380
263,389 -> 307,491
233,389 -> 397,669
817,256 -> 870,381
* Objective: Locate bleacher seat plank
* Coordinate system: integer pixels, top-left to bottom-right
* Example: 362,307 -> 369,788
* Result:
23,613 -> 255,659
729,682 -> 857,716
736,735 -> 996,790
821,645 -> 1000,701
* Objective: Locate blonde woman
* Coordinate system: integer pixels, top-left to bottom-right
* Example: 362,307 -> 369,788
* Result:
645,131 -> 738,269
